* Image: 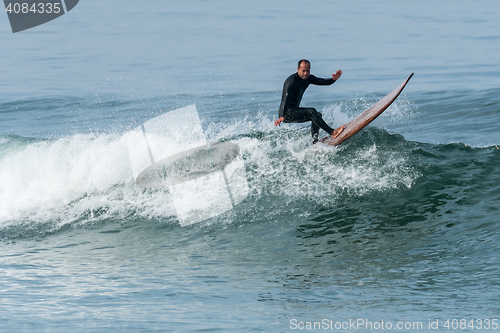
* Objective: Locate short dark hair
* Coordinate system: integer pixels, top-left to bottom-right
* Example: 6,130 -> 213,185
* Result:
298,59 -> 310,68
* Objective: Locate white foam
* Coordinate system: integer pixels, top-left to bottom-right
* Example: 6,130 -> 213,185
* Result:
0,103 -> 420,229
0,133 -> 177,227
230,120 -> 418,205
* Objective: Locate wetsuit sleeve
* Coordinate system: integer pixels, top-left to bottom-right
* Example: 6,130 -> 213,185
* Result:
309,75 -> 335,86
278,77 -> 294,118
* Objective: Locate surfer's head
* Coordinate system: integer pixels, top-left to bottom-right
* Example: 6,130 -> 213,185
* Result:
297,59 -> 311,80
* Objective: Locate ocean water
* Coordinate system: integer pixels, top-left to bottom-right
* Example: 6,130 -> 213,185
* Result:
1,1 -> 500,332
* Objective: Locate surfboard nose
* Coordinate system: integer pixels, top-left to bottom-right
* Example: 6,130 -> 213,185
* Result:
321,73 -> 414,146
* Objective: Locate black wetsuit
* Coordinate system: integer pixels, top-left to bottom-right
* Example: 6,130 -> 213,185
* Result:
278,73 -> 337,142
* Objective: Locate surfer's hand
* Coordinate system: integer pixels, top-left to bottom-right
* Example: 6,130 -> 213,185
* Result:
332,70 -> 343,81
274,117 -> 285,126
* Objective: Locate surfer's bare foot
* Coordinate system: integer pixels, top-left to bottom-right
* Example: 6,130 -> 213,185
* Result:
331,124 -> 346,139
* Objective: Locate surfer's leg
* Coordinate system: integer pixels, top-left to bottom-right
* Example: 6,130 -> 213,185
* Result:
285,108 -> 334,135
310,112 -> 322,143
306,108 -> 334,137
307,108 -> 345,140
285,107 -> 334,143
283,107 -> 309,124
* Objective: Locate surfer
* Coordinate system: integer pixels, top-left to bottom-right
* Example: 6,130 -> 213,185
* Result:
274,59 -> 346,144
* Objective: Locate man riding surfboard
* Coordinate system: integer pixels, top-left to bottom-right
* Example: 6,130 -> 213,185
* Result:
274,59 -> 346,144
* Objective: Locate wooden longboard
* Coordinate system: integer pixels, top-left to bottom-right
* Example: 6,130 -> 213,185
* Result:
320,73 -> 414,146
